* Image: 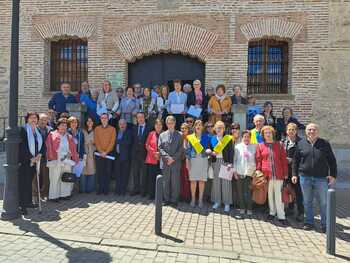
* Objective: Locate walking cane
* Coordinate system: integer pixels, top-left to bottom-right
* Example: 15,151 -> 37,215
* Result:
36,158 -> 42,214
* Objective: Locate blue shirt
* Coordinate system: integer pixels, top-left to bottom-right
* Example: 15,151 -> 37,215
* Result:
167,91 -> 188,113
48,92 -> 77,113
151,91 -> 158,99
80,94 -> 99,122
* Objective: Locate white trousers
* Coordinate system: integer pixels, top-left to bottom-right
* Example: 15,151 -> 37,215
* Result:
268,178 -> 285,220
48,163 -> 74,200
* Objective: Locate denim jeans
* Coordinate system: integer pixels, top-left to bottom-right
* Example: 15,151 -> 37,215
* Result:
299,176 -> 328,227
80,174 -> 95,193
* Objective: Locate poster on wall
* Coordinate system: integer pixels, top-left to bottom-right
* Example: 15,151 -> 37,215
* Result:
106,72 -> 124,89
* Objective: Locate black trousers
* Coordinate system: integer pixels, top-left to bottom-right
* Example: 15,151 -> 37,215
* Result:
131,157 -> 147,195
146,163 -> 161,198
18,164 -> 35,208
114,157 -> 130,195
96,156 -> 113,194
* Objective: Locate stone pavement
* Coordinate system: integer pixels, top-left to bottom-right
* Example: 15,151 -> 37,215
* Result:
0,188 -> 349,263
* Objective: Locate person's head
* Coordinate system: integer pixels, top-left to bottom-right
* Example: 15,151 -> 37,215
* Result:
161,85 -> 169,98
263,101 -> 273,115
193,79 -> 201,92
165,115 -> 176,130
25,112 -> 39,126
126,86 -> 134,98
100,113 -> 109,126
59,112 -> 70,119
116,87 -> 124,98
241,130 -> 251,145
133,83 -> 142,95
84,117 -> 94,130
247,95 -> 256,105
154,85 -> 161,95
253,114 -> 265,131
154,119 -> 163,134
143,87 -> 151,97
173,79 -> 182,92
56,118 -> 68,134
205,122 -> 214,134
136,112 -> 145,125
216,84 -> 226,97
282,107 -> 293,120
214,121 -> 225,137
38,113 -> 48,127
286,123 -> 297,139
183,83 -> 192,94
233,85 -> 242,97
206,86 -> 215,97
305,123 -> 319,142
261,126 -> 275,143
193,120 -> 204,136
68,116 -> 79,130
91,88 -> 99,101
118,119 -> 127,131
80,81 -> 89,93
231,122 -> 241,139
103,80 -> 112,93
60,82 -> 71,95
185,117 -> 194,128
180,123 -> 190,136
47,109 -> 55,120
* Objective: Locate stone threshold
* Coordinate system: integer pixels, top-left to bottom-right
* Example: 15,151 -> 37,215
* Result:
0,228 -> 328,263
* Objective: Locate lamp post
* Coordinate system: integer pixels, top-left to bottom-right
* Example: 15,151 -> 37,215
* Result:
1,0 -> 21,220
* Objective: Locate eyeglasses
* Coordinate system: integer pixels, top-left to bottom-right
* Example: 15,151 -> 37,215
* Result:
231,127 -> 240,130
186,120 -> 194,124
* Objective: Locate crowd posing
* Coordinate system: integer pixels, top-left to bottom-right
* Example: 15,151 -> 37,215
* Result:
18,79 -> 337,233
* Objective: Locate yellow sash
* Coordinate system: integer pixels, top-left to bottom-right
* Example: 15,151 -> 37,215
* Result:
213,135 -> 233,154
187,134 -> 204,154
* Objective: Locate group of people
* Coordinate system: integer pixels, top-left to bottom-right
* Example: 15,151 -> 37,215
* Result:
17,79 -> 337,233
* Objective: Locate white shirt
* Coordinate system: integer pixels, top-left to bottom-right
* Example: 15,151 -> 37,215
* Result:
233,142 -> 257,176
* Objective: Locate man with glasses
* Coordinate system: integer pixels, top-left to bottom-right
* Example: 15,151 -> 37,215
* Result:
292,123 -> 337,232
48,82 -> 77,117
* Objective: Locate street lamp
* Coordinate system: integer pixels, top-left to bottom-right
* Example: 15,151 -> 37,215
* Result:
1,0 -> 21,220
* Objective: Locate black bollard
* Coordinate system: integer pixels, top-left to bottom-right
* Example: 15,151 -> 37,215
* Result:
155,174 -> 163,235
326,188 -> 336,255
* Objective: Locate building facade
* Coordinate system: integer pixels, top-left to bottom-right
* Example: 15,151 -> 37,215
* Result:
0,1 -> 349,154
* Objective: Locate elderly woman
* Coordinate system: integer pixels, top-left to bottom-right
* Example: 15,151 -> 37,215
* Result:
209,121 -> 234,212
97,80 -> 120,122
180,123 -> 191,202
208,84 -> 232,125
139,87 -> 156,123
117,86 -> 139,127
276,107 -> 305,140
233,130 -> 256,216
81,117 -> 96,193
46,118 -> 79,202
18,112 -> 44,215
262,101 -> 276,128
156,85 -> 169,122
186,120 -> 210,208
186,80 -> 207,120
256,126 -> 288,225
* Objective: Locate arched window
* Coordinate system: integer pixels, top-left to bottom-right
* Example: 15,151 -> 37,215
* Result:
50,38 -> 88,91
247,39 -> 289,94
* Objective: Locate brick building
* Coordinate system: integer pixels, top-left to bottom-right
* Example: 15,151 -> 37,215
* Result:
0,0 -> 349,172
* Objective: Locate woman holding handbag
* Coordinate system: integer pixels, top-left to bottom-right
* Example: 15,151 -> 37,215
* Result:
255,126 -> 289,225
209,121 -> 234,213
46,118 -> 79,202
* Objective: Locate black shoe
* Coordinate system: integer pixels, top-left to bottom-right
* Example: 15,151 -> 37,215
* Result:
49,198 -> 59,203
104,192 -> 109,196
20,208 -> 28,215
170,202 -> 178,208
279,219 -> 289,226
303,224 -> 314,231
130,191 -> 139,196
27,203 -> 39,209
163,201 -> 171,206
96,191 -> 101,195
61,196 -> 70,200
267,215 -> 275,221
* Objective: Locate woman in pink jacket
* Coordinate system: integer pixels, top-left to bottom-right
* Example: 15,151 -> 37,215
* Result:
145,119 -> 163,199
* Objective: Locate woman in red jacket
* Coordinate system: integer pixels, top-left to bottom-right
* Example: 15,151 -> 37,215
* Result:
256,126 -> 288,225
145,119 -> 163,199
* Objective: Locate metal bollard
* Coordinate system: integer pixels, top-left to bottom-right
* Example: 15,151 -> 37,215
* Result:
326,188 -> 336,255
155,174 -> 163,235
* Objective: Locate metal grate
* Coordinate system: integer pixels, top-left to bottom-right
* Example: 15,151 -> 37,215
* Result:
50,38 -> 88,92
247,39 -> 288,94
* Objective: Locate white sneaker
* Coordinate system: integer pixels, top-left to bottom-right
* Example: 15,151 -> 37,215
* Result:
212,202 -> 220,210
224,204 -> 230,213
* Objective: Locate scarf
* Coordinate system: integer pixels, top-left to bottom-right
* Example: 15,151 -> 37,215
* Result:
211,135 -> 232,154
25,123 -> 43,157
215,94 -> 226,102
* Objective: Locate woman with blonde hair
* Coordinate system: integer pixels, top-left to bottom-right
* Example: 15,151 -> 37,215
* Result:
186,120 -> 211,208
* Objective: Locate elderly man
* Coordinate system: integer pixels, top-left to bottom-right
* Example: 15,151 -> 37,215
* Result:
158,116 -> 183,206
48,82 -> 77,117
292,123 -> 337,232
231,85 -> 247,105
250,114 -> 264,144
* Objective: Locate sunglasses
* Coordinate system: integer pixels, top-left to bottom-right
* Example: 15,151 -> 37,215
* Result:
231,127 -> 240,130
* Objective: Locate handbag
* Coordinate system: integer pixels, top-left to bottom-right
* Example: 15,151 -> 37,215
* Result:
218,164 -> 234,181
61,172 -> 77,183
282,180 -> 296,204
251,170 -> 268,204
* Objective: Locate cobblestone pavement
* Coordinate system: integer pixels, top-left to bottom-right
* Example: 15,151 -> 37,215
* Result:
0,188 -> 349,263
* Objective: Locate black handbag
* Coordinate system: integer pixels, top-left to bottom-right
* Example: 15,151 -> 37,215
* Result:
61,172 -> 77,183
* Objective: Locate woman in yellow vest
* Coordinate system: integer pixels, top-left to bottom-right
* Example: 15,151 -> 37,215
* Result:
185,120 -> 211,208
208,121 -> 234,212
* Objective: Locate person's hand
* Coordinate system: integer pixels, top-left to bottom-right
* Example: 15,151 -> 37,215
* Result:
30,157 -> 36,165
205,149 -> 212,155
291,176 -> 298,184
154,152 -> 160,161
226,164 -> 233,171
101,152 -> 107,158
35,154 -> 42,162
167,157 -> 175,166
327,176 -> 336,185
286,157 -> 292,164
234,172 -> 239,180
185,159 -> 190,170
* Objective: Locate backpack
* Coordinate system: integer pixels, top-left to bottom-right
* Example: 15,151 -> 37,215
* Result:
251,170 -> 268,205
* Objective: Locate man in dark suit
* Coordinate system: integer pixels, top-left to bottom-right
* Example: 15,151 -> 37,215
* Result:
130,112 -> 150,196
114,119 -> 133,195
231,85 -> 247,105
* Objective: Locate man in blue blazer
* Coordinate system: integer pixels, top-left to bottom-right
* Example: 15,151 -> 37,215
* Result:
114,119 -> 133,195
